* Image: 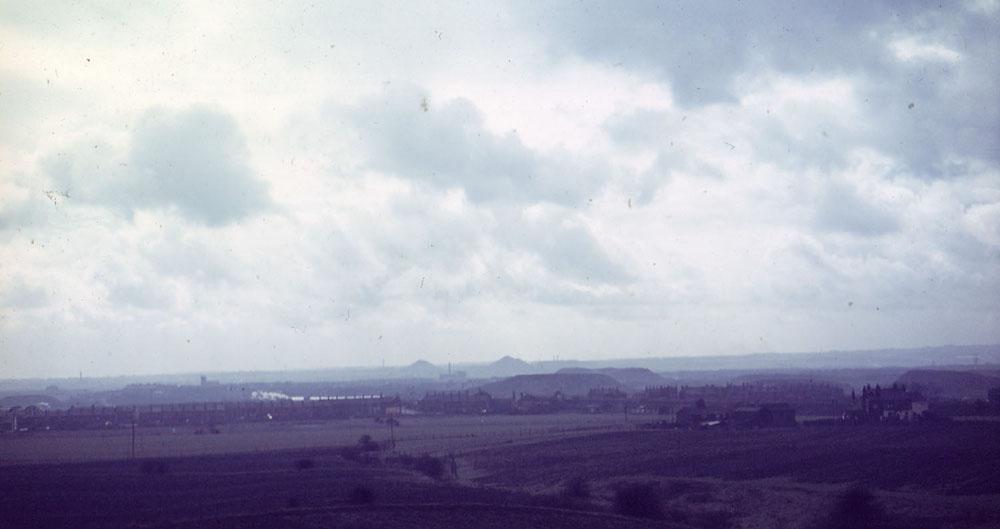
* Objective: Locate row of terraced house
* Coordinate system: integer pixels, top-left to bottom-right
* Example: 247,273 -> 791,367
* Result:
2,395 -> 392,431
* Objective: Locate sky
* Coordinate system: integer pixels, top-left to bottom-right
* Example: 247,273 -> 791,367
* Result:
0,1 -> 998,379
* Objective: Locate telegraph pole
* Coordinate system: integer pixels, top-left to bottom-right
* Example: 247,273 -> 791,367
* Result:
386,395 -> 397,451
389,417 -> 395,450
130,407 -> 137,459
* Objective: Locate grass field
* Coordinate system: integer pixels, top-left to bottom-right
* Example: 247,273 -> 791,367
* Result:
0,413 -> 632,465
467,422 -> 1000,528
0,446 -> 681,529
469,422 -> 1000,493
3,417 -> 998,528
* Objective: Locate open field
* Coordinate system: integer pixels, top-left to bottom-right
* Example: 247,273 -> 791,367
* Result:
0,413 -> 632,465
467,422 -> 1000,528
3,417 -> 999,528
469,422 -> 1000,493
0,446 -> 680,529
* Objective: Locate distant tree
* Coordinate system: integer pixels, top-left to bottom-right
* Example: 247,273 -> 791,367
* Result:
357,434 -> 380,452
346,485 -> 375,504
614,483 -> 663,519
413,454 -> 445,479
824,486 -> 885,529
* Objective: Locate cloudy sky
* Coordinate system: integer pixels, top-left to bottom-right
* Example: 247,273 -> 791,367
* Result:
1,1 -> 998,378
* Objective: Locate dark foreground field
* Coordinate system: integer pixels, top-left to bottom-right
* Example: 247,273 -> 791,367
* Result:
2,422 -> 999,529
0,445 -> 677,529
469,422 -> 1000,528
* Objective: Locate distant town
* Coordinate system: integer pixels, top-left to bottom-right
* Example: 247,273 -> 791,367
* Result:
4,345 -> 999,433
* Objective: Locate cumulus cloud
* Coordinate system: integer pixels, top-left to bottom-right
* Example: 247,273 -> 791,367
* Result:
44,106 -> 272,226
340,85 -> 609,205
0,1 -> 998,378
963,202 -> 1000,247
889,36 -> 963,63
334,86 -> 633,299
499,206 -> 630,286
523,1 -> 1000,175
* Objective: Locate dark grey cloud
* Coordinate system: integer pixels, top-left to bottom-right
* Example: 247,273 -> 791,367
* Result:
603,108 -> 713,203
524,1 -> 1000,175
44,106 -> 272,226
502,214 -> 631,285
341,85 -> 609,204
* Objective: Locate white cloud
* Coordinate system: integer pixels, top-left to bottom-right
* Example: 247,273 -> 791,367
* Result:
967,0 -> 1000,15
38,106 -> 273,226
890,37 -> 963,63
963,202 -> 1000,247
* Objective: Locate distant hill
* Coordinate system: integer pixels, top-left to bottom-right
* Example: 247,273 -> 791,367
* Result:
408,360 -> 436,369
535,344 -> 1000,373
4,344 -> 997,394
557,367 -> 666,389
478,373 -> 622,397
485,356 -> 534,377
399,360 -> 441,378
896,369 -> 1000,400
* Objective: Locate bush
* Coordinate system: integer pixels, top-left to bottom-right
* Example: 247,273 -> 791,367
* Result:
347,485 -> 375,505
614,483 -> 663,520
564,476 -> 591,499
295,458 -> 316,470
357,434 -> 380,452
825,486 -> 885,529
139,459 -> 169,475
413,454 -> 445,480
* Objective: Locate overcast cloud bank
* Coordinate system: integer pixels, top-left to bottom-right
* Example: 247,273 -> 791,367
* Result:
0,1 -> 997,377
